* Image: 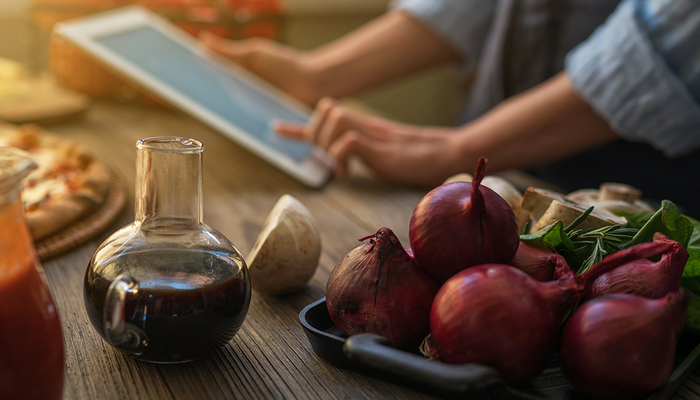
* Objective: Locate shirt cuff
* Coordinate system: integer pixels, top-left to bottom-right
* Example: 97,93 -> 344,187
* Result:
390,0 -> 494,75
566,0 -> 700,158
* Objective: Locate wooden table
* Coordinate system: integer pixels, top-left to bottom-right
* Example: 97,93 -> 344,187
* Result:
36,101 -> 700,400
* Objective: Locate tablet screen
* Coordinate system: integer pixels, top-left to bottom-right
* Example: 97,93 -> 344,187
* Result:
96,26 -> 312,163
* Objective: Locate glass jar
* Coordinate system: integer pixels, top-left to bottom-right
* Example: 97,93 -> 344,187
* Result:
0,148 -> 65,400
83,137 -> 251,363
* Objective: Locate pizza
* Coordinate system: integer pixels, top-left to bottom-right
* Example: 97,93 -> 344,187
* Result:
0,123 -> 111,240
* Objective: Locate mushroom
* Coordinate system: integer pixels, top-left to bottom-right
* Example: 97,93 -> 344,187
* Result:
246,195 -> 321,295
521,187 -> 569,222
531,199 -> 627,232
521,187 -> 629,233
567,183 -> 653,214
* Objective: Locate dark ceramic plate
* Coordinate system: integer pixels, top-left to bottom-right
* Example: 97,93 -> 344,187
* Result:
299,297 -> 700,400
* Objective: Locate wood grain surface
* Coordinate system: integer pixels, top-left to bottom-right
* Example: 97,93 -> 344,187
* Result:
35,101 -> 700,400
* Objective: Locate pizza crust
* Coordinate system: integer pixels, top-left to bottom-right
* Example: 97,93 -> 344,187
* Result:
26,193 -> 98,240
0,123 -> 112,240
76,158 -> 110,204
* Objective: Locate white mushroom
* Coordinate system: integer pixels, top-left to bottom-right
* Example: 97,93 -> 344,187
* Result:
567,183 -> 653,214
521,187 -> 568,222
532,199 -> 627,232
246,195 -> 321,295
442,173 -> 473,185
599,182 -> 642,203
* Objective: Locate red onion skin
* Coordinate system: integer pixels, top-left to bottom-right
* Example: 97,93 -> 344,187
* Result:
589,233 -> 689,299
511,242 -> 571,281
560,291 -> 689,400
326,227 -> 440,348
409,157 -> 520,283
427,241 -> 673,385
429,265 -> 571,385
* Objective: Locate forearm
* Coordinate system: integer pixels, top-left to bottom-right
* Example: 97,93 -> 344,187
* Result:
204,10 -> 459,106
455,72 -> 620,173
303,10 -> 460,100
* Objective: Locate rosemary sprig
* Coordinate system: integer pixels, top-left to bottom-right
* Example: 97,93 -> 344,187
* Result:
558,206 -> 640,273
577,237 -> 607,274
568,224 -> 639,274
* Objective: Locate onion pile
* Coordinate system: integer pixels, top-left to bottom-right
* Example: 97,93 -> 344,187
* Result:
323,154 -> 693,396
560,291 -> 690,399
325,227 -> 440,348
424,241 -> 672,385
409,157 -> 520,282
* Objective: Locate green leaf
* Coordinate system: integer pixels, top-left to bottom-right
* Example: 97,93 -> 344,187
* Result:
681,248 -> 700,287
520,221 -> 575,252
559,245 -> 597,273
622,210 -> 657,229
683,293 -> 700,337
676,216 -> 700,336
624,200 -> 693,250
687,216 -> 700,249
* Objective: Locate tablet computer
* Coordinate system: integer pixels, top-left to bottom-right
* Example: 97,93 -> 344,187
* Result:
54,5 -> 333,188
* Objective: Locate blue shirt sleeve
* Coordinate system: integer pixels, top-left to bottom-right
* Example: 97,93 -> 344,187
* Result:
566,0 -> 700,158
390,0 -> 495,75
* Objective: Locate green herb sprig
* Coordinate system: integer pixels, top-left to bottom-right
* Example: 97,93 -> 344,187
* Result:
567,223 -> 639,274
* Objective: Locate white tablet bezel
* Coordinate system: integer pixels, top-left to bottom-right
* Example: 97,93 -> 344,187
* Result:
54,5 -> 333,188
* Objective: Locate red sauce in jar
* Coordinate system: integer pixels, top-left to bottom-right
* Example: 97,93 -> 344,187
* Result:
0,201 -> 65,400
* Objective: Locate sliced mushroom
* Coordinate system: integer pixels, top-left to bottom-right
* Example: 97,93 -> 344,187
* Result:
521,187 -> 568,222
532,199 -> 627,232
567,183 -> 653,214
599,182 -> 642,203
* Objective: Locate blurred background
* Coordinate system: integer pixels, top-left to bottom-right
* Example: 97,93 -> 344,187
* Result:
0,0 -> 465,126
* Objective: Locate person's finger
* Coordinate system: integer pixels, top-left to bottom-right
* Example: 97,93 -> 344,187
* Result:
327,130 -> 382,177
198,31 -> 247,62
273,121 -> 306,140
317,105 -> 354,149
315,101 -> 378,150
303,97 -> 336,144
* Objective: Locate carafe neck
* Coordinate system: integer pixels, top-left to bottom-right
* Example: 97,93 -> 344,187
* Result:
135,137 -> 204,230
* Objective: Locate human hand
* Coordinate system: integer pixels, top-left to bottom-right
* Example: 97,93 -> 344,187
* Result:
274,97 -> 467,187
198,31 -> 318,105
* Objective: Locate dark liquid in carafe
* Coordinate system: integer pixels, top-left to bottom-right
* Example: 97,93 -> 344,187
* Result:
84,250 -> 251,363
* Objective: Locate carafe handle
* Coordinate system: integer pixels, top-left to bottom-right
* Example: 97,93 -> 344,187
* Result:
104,274 -> 148,354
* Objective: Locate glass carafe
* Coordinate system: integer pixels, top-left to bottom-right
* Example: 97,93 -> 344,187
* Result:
0,148 -> 65,400
83,137 -> 251,363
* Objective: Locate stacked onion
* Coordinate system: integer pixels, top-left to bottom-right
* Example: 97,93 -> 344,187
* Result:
324,157 -> 690,398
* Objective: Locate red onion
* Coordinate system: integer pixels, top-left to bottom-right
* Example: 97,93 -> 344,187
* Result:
425,241 -> 672,385
511,242 -> 572,281
560,291 -> 689,399
589,232 -> 689,299
326,227 -> 440,348
409,157 -> 520,282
